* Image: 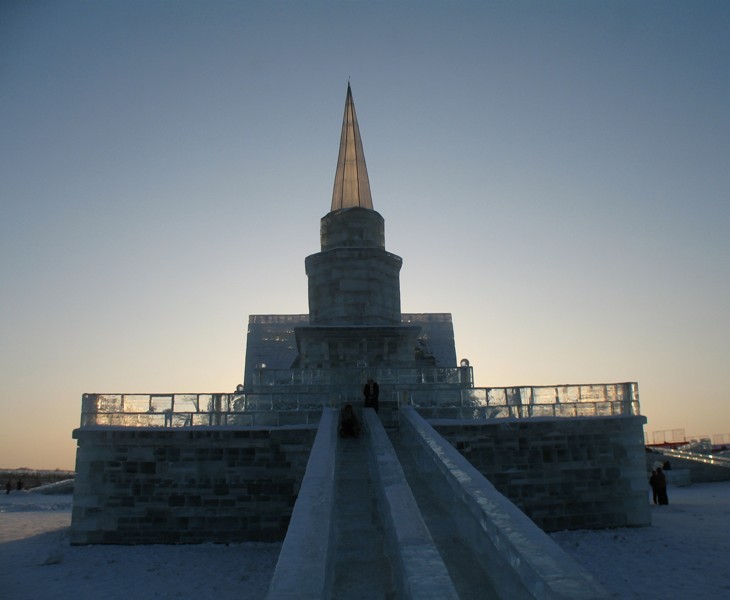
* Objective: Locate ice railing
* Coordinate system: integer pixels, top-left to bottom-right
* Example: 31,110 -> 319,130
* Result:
79,392 -> 330,428
79,381 -> 639,428
407,382 -> 640,419
249,366 -> 472,387
654,447 -> 730,469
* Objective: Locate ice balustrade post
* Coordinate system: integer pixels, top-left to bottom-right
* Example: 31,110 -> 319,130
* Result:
628,382 -> 640,416
81,393 -> 98,426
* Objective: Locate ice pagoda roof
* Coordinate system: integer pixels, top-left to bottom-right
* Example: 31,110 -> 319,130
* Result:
331,83 -> 373,212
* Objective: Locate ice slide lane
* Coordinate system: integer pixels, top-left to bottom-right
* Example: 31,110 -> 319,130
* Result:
331,435 -> 396,599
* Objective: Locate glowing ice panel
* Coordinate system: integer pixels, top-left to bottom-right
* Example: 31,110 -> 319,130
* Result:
532,387 -> 558,404
174,395 -> 200,412
150,395 -> 172,413
122,395 -> 150,413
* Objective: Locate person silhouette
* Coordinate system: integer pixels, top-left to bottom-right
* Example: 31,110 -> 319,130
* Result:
649,469 -> 659,504
654,467 -> 669,505
363,378 -> 379,413
339,404 -> 361,438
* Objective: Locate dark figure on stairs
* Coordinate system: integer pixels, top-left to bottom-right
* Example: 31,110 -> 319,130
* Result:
340,404 -> 361,438
363,378 -> 379,413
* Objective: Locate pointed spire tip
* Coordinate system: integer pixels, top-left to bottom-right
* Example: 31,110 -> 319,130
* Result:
331,83 -> 373,212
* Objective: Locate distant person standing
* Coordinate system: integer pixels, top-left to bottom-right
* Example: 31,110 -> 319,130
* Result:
363,378 -> 380,413
649,470 -> 659,504
16,479 -> 23,491
5,480 -> 10,495
654,467 -> 669,505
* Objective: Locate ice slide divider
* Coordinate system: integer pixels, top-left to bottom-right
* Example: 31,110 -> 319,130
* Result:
400,407 -> 610,600
362,408 -> 460,600
266,408 -> 338,600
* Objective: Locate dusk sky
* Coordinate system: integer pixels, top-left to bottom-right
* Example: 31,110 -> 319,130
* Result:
2,1 -> 728,469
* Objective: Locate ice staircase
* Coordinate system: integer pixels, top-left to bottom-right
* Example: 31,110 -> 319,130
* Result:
266,407 -> 610,599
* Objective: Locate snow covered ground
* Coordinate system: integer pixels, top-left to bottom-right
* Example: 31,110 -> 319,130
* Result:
0,492 -> 280,599
550,480 -> 730,599
1,481 -> 729,599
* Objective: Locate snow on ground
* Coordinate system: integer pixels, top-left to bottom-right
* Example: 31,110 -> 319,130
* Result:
1,481 -> 729,599
0,492 -> 280,599
550,481 -> 730,599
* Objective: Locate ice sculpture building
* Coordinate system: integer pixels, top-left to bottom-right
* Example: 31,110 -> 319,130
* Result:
71,86 -> 649,573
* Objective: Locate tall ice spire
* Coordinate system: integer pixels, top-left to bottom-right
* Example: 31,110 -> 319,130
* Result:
331,83 -> 373,211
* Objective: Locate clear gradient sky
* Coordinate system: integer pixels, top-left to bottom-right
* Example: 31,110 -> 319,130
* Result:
2,1 -> 729,470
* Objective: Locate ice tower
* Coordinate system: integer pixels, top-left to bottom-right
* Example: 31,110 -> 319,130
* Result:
296,84 -> 421,369
243,85 -> 459,404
